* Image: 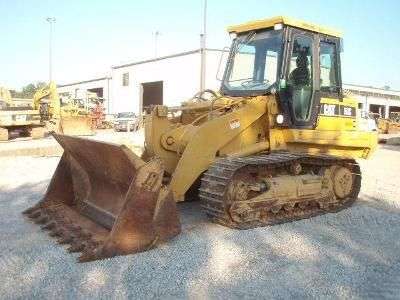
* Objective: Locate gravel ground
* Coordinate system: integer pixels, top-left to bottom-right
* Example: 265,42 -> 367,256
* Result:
0,144 -> 400,299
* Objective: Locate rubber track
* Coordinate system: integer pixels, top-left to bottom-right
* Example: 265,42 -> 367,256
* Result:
199,152 -> 361,229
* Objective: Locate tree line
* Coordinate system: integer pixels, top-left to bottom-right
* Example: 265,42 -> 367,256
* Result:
10,82 -> 47,98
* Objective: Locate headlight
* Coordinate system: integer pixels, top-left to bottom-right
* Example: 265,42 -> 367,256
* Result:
276,114 -> 284,124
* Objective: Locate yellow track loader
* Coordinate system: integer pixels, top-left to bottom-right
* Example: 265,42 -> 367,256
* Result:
24,16 -> 377,262
33,82 -> 93,136
370,112 -> 400,134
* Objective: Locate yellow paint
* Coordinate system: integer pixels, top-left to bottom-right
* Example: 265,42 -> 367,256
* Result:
33,81 -> 61,117
146,97 -> 267,201
135,18 -> 375,203
33,81 -> 93,135
0,87 -> 12,106
317,97 -> 358,131
144,92 -> 377,202
228,16 -> 342,37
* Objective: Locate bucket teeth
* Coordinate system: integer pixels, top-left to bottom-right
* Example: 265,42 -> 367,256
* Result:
23,206 -> 39,215
41,221 -> 56,230
49,227 -> 64,237
57,234 -> 73,245
78,250 -> 96,263
79,230 -> 92,239
78,240 -> 99,262
69,224 -> 82,232
67,241 -> 85,253
54,215 -> 67,224
28,210 -> 42,219
34,214 -> 49,224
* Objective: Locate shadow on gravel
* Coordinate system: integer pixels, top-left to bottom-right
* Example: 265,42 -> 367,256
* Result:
380,144 -> 400,152
0,181 -> 214,299
209,199 -> 400,298
359,194 -> 400,213
1,181 -> 400,299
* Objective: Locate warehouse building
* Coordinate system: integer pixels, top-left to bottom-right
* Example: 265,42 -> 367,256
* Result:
57,49 -> 226,114
57,77 -> 112,112
343,84 -> 400,118
57,48 -> 400,117
110,49 -> 225,114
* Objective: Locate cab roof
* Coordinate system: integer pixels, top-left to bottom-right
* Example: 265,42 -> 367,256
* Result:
227,16 -> 342,38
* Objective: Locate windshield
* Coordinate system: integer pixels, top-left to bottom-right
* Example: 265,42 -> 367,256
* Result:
222,29 -> 283,96
117,112 -> 135,118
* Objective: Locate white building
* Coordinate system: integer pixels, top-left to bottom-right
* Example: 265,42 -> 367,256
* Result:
343,84 -> 400,118
57,77 -> 112,112
57,49 -> 227,114
110,49 -> 225,114
57,48 -> 400,117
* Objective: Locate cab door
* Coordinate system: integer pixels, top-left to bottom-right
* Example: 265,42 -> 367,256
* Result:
280,28 -> 321,129
316,36 -> 357,131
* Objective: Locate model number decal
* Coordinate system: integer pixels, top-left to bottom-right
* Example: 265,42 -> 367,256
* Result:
340,106 -> 356,117
229,119 -> 240,129
343,107 -> 352,116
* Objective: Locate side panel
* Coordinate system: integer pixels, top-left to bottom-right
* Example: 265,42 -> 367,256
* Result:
281,128 -> 377,159
316,97 -> 357,131
170,98 -> 267,201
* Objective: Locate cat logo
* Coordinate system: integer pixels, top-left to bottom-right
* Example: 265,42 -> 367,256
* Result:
320,103 -> 356,118
323,104 -> 336,116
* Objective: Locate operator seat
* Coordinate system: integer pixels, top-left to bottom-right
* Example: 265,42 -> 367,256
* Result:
289,52 -> 312,121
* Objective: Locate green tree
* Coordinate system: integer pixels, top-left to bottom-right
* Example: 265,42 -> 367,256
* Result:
13,81 -> 47,98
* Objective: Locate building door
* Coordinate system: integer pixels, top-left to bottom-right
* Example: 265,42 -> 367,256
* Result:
88,87 -> 104,98
369,104 -> 386,118
142,81 -> 163,113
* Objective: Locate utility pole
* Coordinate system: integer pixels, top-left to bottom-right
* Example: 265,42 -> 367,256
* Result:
46,17 -> 56,82
154,31 -> 160,58
200,0 -> 207,92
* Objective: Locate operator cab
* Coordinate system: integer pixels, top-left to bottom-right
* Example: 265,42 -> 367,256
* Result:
222,16 -> 343,129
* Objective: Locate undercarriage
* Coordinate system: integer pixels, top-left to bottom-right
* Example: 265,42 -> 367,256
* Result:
200,152 -> 360,229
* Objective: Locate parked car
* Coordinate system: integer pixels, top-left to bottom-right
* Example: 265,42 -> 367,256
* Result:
113,112 -> 140,132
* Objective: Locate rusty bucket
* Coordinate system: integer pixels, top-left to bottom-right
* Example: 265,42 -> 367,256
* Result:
23,133 -> 181,262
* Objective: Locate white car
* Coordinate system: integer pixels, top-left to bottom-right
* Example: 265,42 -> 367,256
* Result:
113,112 -> 139,132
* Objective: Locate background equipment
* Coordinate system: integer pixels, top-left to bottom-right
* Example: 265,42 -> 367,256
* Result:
0,86 -> 45,141
33,82 -> 94,136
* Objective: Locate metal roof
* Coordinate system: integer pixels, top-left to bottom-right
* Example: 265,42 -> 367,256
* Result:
112,49 -> 200,69
343,84 -> 400,99
57,77 -> 110,88
227,16 -> 342,37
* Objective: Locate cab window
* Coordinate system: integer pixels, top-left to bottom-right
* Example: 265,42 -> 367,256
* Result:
288,36 -> 313,121
320,41 -> 338,92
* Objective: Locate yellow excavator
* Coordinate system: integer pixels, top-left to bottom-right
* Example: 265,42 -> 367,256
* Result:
24,16 -> 377,262
33,81 -> 93,136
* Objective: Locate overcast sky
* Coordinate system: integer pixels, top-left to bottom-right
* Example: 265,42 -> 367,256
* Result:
1,0 -> 399,90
